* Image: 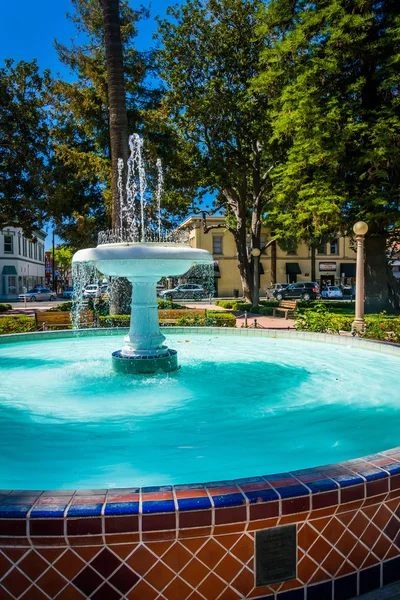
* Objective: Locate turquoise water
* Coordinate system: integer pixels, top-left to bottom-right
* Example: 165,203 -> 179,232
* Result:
0,333 -> 399,489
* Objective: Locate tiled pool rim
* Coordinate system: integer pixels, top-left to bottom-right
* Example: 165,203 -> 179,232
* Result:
0,327 -> 400,600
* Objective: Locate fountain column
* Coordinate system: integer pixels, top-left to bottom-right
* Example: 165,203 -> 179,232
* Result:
121,278 -> 166,356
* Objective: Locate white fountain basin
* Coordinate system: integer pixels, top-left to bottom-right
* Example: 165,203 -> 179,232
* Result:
72,242 -> 213,278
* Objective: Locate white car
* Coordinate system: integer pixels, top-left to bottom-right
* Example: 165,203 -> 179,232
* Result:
19,288 -> 56,302
321,286 -> 343,299
83,284 -> 102,298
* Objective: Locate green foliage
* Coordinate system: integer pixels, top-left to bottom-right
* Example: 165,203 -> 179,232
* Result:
362,313 -> 400,343
0,304 -> 11,313
0,316 -> 35,335
295,303 -> 353,333
157,299 -> 187,310
98,309 -> 236,328
99,314 -> 129,327
204,311 -> 236,327
0,60 -> 51,233
48,302 -> 72,312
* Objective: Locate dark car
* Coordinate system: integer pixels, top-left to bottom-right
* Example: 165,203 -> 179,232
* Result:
273,282 -> 320,301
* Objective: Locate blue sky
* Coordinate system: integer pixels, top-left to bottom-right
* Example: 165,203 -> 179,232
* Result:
0,0 -> 183,248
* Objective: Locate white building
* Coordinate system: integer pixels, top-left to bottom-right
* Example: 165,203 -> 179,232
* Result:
0,227 -> 46,301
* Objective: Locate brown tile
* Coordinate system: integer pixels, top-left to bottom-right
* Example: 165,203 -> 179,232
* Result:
91,582 -> 121,600
215,506 -> 247,525
108,564 -> 140,595
29,519 -> 64,536
321,518 -> 346,545
69,534 -> 104,546
217,588 -> 243,600
247,517 -> 279,531
249,502 -> 279,521
105,515 -> 139,534
0,553 -> 12,578
0,586 -> 14,600
308,567 -> 330,584
214,553 -> 242,582
231,566 -> 255,595
215,534 -> 241,550
347,541 -> 370,568
320,547 -> 344,576
360,523 -> 381,549
1,548 -> 29,563
67,517 -> 102,536
335,530 -> 358,556
72,565 -> 103,596
73,546 -> 102,562
146,541 -> 172,557
0,519 -> 26,537
178,526 -> 212,539
19,585 -> 48,600
373,504 -> 393,529
37,548 -> 65,564
367,478 -> 389,497
54,549 -> 86,579
363,494 -> 388,508
298,554 -> 318,584
384,515 -> 400,540
348,512 -> 369,537
297,523 -> 319,551
372,533 -> 392,559
231,535 -> 254,564
142,529 -> 176,542
36,567 -> 67,597
213,523 -> 246,535
56,583 -> 86,599
1,567 -> 31,597
180,557 -> 209,587
90,548 -> 122,579
312,491 -> 338,510
180,537 -> 207,554
341,484 -> 364,504
142,513 -> 176,532
18,550 -> 48,581
197,539 -> 226,568
336,560 -> 356,577
307,536 -> 332,563
126,579 -> 158,600
105,533 -> 140,545
282,496 -> 309,515
126,545 -> 158,575
28,536 -> 65,547
163,576 -> 193,600
162,543 -> 192,572
179,510 -> 211,528
362,552 -> 381,568
145,560 -> 175,591
198,572 -> 227,600
336,510 -> 357,527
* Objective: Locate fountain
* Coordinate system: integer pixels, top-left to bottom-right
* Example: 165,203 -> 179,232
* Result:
72,135 -> 213,373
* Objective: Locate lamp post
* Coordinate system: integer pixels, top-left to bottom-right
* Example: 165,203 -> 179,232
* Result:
352,221 -> 368,333
251,247 -> 261,306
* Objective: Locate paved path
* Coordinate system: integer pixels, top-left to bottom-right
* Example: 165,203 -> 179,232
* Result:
234,312 -> 296,329
355,583 -> 400,599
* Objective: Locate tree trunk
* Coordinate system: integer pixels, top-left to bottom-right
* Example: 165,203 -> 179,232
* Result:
270,240 -> 277,285
365,234 -> 390,313
235,226 -> 253,303
101,0 -> 129,232
311,246 -> 316,282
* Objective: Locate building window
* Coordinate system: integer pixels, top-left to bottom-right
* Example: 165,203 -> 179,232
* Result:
317,242 -> 327,255
38,244 -> 43,262
29,242 -> 33,258
330,238 -> 339,255
23,238 -> 27,257
34,243 -> 38,260
18,235 -> 21,255
4,234 -> 13,254
213,236 -> 223,255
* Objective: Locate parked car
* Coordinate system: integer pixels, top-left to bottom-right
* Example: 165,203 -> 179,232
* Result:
19,288 -> 56,302
266,283 -> 288,298
159,283 -> 206,301
321,286 -> 343,299
63,286 -> 74,299
273,282 -> 320,301
83,284 -> 102,298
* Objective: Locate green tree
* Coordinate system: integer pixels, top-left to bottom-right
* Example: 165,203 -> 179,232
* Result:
0,59 -> 51,233
254,0 -> 400,311
156,0 -> 278,303
49,245 -> 73,284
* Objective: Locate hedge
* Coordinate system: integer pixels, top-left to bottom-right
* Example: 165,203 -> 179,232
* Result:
0,304 -> 11,313
99,310 -> 236,328
0,316 -> 35,335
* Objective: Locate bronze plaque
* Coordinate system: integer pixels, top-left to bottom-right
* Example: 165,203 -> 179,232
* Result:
255,525 -> 297,586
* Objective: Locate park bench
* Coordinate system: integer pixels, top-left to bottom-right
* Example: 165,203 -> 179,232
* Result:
272,300 -> 297,320
159,309 -> 206,325
35,310 -> 94,330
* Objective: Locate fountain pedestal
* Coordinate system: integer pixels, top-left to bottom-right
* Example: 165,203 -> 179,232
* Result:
112,278 -> 178,374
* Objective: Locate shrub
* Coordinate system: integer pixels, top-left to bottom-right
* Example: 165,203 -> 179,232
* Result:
0,303 -> 11,313
99,315 -> 130,327
49,301 -> 72,312
157,299 -> 187,310
205,311 -> 236,327
362,313 -> 400,343
0,316 -> 35,335
295,303 -> 353,333
98,309 -> 236,328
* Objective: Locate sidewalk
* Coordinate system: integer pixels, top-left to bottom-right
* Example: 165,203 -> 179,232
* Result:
234,312 -> 296,329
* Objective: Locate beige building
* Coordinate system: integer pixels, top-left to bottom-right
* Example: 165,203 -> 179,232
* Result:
179,216 -> 357,297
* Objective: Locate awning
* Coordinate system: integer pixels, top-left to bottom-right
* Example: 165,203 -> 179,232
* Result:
286,263 -> 301,275
249,257 -> 265,275
340,263 -> 356,277
214,265 -> 221,279
2,266 -> 17,275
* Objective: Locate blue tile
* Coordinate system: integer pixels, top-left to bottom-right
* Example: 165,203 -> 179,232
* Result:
211,493 -> 245,508
205,480 -> 236,488
67,503 -> 103,517
276,484 -> 309,499
104,502 -> 139,515
177,497 -> 212,511
141,485 -> 172,493
0,504 -> 31,517
307,479 -> 338,493
385,463 -> 400,475
277,589 -> 304,600
235,476 -> 266,485
358,469 -> 387,482
334,573 -> 357,600
174,483 -> 205,491
383,556 -> 400,585
30,505 -> 67,518
332,474 -> 364,487
359,565 -> 381,595
245,488 -> 279,503
307,581 -> 332,600
142,500 -> 175,513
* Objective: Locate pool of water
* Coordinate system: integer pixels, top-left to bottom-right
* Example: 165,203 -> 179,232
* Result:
0,333 -> 399,489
